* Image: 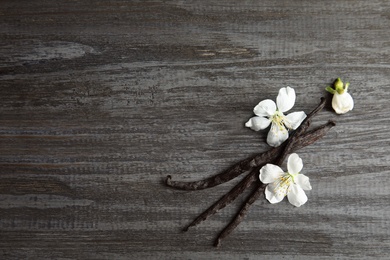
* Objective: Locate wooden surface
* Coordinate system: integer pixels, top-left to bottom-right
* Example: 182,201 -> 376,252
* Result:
1,1 -> 390,259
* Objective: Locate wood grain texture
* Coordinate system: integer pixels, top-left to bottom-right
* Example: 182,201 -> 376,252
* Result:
1,1 -> 390,259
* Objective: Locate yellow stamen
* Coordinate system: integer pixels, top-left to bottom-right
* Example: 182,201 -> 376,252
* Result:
271,111 -> 286,131
273,174 -> 292,197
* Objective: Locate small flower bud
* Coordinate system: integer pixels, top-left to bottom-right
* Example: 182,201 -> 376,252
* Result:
326,78 -> 354,114
332,91 -> 354,114
324,78 -> 354,114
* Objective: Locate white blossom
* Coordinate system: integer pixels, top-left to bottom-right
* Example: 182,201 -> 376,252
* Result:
332,91 -> 354,114
245,87 -> 306,147
326,78 -> 354,114
259,153 -> 312,207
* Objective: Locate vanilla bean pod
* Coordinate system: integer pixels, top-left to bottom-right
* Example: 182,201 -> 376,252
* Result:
214,182 -> 265,247
165,96 -> 334,247
183,121 -> 335,231
166,98 -> 328,191
214,98 -> 333,247
165,157 -> 254,191
183,166 -> 260,231
166,147 -> 283,190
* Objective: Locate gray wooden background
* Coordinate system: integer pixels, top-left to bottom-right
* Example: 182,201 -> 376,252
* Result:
1,1 -> 389,259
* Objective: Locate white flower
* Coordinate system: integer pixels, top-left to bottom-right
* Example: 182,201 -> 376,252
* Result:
326,78 -> 354,114
245,87 -> 307,147
332,92 -> 354,114
259,153 -> 312,207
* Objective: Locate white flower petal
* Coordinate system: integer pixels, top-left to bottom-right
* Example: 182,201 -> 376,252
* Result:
245,116 -> 271,131
332,92 -> 354,114
276,86 -> 296,113
265,183 -> 286,204
259,164 -> 284,184
294,174 -> 312,191
266,123 -> 289,147
253,99 -> 277,117
287,153 -> 303,175
284,111 -> 307,130
287,183 -> 308,207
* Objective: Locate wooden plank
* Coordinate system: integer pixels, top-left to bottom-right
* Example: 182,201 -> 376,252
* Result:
1,0 -> 389,259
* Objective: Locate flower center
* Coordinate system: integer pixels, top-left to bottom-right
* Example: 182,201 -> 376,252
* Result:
273,174 -> 292,197
271,111 -> 286,131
